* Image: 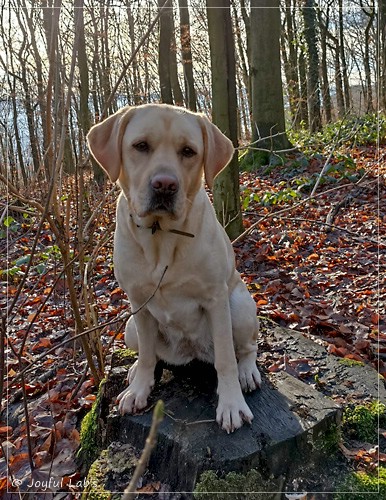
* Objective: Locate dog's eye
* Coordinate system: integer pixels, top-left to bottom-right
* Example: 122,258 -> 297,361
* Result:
133,141 -> 149,152
181,146 -> 196,158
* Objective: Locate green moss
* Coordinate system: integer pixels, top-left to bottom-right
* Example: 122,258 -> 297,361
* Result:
82,443 -> 138,499
77,378 -> 106,471
194,469 -> 278,499
81,449 -> 111,500
314,424 -> 341,455
111,348 -> 137,367
335,466 -> 386,499
343,401 -> 386,442
239,149 -> 271,172
338,358 -> 364,367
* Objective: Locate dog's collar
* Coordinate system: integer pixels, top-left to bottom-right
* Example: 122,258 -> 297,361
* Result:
129,214 -> 195,238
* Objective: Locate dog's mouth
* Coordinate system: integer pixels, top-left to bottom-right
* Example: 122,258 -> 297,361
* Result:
146,192 -> 177,216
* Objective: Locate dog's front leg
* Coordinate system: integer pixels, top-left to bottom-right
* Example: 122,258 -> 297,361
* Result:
208,293 -> 254,433
117,311 -> 157,415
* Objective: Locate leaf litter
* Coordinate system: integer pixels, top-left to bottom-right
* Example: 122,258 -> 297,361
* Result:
0,144 -> 384,494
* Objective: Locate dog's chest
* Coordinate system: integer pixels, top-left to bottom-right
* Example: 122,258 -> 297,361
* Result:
148,287 -> 213,363
148,284 -> 205,332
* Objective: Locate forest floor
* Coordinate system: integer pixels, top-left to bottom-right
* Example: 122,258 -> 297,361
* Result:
0,139 -> 385,496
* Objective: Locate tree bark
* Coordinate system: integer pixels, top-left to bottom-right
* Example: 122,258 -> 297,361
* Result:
338,0 -> 351,111
127,3 -> 143,105
101,1 -> 114,113
75,0 -> 91,138
19,2 -> 49,177
250,0 -> 291,147
233,1 -> 250,119
178,0 -> 197,110
282,0 -> 302,128
169,18 -> 184,106
362,1 -> 375,113
302,0 -> 322,132
206,0 -> 243,239
298,49 -> 309,127
318,7 -> 333,122
158,0 -> 174,104
327,33 -> 345,118
380,0 -> 386,110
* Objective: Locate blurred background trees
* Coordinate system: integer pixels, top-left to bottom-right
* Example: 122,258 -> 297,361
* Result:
0,0 -> 383,234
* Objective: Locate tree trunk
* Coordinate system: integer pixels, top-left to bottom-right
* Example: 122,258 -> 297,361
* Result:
283,0 -> 303,128
158,0 -> 174,104
318,8 -> 333,123
302,0 -> 322,132
233,1 -> 251,119
20,3 -> 49,177
75,0 -> 91,138
169,12 -> 184,106
21,60 -> 41,174
10,75 -> 28,185
206,0 -> 243,239
338,0 -> 351,111
127,3 -> 142,105
178,0 -> 197,110
90,7 -> 101,118
380,0 -> 386,110
101,1 -> 113,113
331,40 -> 345,118
298,49 -> 309,127
362,1 -> 375,113
250,0 -> 291,148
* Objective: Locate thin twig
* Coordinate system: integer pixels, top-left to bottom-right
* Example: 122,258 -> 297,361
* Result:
122,400 -> 165,500
20,371 -> 34,472
279,216 -> 382,246
0,317 -> 5,412
7,312 -> 129,387
232,178 -> 378,246
131,265 -> 168,316
82,184 -> 118,239
101,0 -> 170,119
310,115 -> 366,197
9,265 -> 168,385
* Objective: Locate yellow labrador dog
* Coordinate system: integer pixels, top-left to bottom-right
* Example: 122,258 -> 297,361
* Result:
87,104 -> 261,433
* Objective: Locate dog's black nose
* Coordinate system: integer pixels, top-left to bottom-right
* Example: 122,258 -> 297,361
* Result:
151,174 -> 179,194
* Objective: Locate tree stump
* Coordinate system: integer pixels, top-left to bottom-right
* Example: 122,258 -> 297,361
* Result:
94,345 -> 341,493
81,327 -> 385,496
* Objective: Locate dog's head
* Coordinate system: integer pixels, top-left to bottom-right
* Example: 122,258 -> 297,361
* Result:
87,104 -> 234,221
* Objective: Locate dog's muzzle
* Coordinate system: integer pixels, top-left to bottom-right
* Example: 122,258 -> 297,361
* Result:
148,174 -> 179,214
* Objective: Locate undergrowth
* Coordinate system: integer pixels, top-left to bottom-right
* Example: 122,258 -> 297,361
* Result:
239,114 -> 382,210
335,466 -> 386,499
342,401 -> 386,442
288,113 -> 386,153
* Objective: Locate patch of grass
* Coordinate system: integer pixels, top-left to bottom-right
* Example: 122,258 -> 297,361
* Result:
342,401 -> 386,442
335,466 -> 386,499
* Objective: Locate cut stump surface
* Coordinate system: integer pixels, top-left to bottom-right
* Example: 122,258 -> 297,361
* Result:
96,329 -> 350,493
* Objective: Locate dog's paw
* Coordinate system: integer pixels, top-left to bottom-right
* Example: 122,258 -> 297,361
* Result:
116,376 -> 152,415
127,360 -> 138,384
238,357 -> 262,392
216,393 -> 254,433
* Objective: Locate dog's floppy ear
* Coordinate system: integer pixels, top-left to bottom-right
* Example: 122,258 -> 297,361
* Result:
199,115 -> 235,189
87,106 -> 135,182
